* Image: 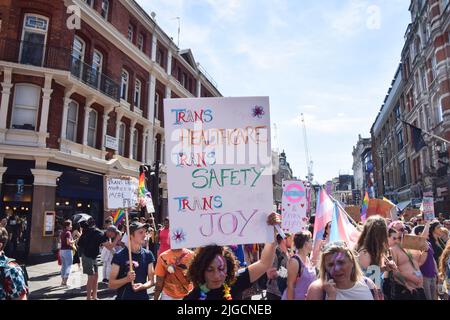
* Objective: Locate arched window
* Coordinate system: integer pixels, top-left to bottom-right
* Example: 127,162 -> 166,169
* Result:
11,84 -> 40,131
66,101 -> 79,142
20,14 -> 49,66
87,109 -> 97,148
118,123 -> 126,156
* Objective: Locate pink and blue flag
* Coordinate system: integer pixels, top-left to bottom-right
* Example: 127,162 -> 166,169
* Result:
311,188 -> 335,265
329,203 -> 360,249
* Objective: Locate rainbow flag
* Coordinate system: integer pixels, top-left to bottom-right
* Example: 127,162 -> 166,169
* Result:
361,192 -> 369,222
138,172 -> 147,198
112,208 -> 125,226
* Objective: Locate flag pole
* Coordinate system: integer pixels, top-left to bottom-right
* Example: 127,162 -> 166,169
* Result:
123,200 -> 134,286
401,119 -> 450,144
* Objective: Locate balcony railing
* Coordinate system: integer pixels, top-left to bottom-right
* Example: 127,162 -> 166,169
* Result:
0,38 -> 120,102
0,38 -> 72,70
70,56 -> 120,101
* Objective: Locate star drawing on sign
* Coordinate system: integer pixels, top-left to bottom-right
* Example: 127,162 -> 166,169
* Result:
252,106 -> 265,118
172,228 -> 186,243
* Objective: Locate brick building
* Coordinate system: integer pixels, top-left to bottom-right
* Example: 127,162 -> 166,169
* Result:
0,0 -> 221,260
371,0 -> 450,215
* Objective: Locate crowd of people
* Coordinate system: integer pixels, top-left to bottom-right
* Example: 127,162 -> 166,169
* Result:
1,208 -> 449,301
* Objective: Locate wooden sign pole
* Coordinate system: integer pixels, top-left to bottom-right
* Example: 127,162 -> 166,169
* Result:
123,200 -> 134,286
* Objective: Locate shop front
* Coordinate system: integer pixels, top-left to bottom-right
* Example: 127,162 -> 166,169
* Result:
48,163 -> 104,228
1,159 -> 34,262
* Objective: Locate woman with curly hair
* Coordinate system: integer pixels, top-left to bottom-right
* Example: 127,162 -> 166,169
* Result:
438,241 -> 450,300
184,213 -> 281,300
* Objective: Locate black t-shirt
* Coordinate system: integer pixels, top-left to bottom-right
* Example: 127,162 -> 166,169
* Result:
111,247 -> 155,300
78,228 -> 108,259
184,268 -> 252,300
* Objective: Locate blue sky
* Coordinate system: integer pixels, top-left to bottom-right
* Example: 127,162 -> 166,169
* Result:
136,0 -> 411,183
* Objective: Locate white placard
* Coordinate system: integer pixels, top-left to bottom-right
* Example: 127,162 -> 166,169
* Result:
423,196 -> 435,221
104,176 -> 138,209
281,180 -> 308,233
164,97 -> 274,249
105,135 -> 118,151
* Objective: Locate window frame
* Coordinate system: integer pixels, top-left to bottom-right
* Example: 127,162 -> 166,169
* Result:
101,0 -> 110,20
134,79 -> 142,109
132,129 -> 138,160
87,109 -> 98,148
11,83 -> 41,131
20,14 -> 49,66
121,69 -> 129,101
66,100 -> 79,142
118,122 -> 126,156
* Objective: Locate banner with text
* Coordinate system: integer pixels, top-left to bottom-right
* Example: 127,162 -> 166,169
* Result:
423,195 -> 435,222
281,180 -> 308,233
104,176 -> 138,210
164,97 -> 274,249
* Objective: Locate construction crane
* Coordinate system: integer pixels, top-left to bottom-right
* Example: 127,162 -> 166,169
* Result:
301,113 -> 314,183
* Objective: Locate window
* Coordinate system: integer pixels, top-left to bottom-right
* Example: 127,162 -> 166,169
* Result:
134,79 -> 142,109
128,23 -> 134,42
156,49 -> 164,66
11,84 -> 40,131
397,130 -> 404,152
420,67 -> 427,93
66,101 -> 78,142
121,69 -> 129,101
181,73 -> 187,87
101,0 -> 109,20
132,129 -> 138,160
138,34 -> 144,51
144,135 -> 148,163
20,14 -> 49,67
154,92 -> 160,120
437,99 -> 444,123
87,110 -> 97,148
92,50 -> 103,88
83,0 -> 94,7
395,104 -> 401,120
71,36 -> 85,78
118,123 -> 125,156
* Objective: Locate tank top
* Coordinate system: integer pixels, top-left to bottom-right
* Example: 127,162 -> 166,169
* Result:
332,280 -> 374,300
282,255 -> 316,300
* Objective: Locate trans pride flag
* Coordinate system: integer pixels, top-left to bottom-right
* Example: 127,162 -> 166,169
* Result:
111,208 -> 125,226
311,188 -> 335,264
329,203 -> 360,249
361,192 -> 369,222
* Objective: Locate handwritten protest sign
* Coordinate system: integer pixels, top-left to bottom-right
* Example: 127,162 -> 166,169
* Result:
104,176 -> 138,210
164,97 -> 274,249
281,181 -> 308,233
422,193 -> 435,222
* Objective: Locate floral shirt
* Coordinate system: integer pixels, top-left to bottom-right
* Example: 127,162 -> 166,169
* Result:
0,254 -> 28,300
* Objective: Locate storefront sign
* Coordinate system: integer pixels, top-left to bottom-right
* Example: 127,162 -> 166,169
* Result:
104,176 -> 138,209
164,97 -> 274,249
43,211 -> 55,237
105,135 -> 118,151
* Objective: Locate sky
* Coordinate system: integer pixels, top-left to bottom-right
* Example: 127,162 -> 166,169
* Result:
136,0 -> 411,184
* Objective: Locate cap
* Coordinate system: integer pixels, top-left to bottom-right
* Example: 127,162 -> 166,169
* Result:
129,221 -> 150,234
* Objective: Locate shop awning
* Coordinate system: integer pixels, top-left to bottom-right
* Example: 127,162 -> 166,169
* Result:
396,200 -> 411,211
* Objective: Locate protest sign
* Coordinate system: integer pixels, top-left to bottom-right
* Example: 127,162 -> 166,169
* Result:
422,195 -> 435,222
104,176 -> 139,210
164,97 -> 274,249
281,180 -> 308,233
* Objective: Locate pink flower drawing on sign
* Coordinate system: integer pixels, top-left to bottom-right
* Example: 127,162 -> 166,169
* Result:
252,106 -> 265,118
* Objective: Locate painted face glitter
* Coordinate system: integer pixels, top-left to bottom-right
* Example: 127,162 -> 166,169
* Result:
215,255 -> 227,277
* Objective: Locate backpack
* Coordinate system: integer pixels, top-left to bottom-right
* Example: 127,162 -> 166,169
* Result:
277,255 -> 302,294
